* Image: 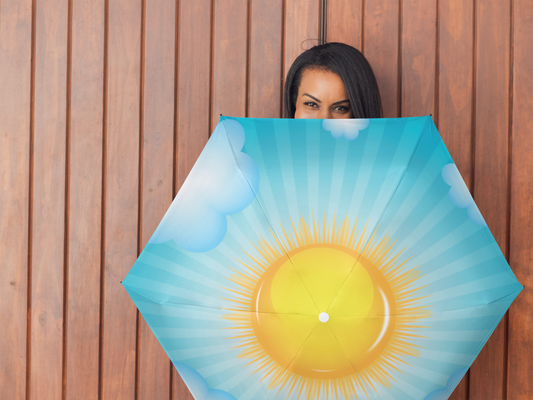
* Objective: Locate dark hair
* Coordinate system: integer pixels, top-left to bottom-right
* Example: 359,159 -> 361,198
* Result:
284,42 -> 382,118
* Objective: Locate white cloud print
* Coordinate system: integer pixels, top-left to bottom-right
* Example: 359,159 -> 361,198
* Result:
322,118 -> 370,140
441,163 -> 486,227
149,119 -> 259,252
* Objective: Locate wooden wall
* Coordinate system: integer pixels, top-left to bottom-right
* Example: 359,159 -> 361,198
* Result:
1,0 -> 531,399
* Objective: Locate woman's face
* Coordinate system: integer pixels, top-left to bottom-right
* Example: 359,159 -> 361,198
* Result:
294,69 -> 353,119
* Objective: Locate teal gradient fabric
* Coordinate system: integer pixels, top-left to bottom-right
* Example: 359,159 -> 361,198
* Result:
123,116 -> 522,400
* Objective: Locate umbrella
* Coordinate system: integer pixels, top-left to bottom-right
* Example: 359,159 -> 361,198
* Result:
123,116 -> 522,400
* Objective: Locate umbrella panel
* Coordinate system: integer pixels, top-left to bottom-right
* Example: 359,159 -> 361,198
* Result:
123,116 -> 522,400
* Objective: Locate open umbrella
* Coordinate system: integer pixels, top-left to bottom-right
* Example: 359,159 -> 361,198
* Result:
123,116 -> 522,400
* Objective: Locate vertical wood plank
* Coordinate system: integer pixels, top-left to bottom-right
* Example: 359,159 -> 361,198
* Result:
173,379 -> 194,400
363,0 -> 400,117
326,0 -> 362,50
175,0 -> 211,192
65,0 -> 105,399
30,0 -> 68,398
138,0 -> 176,398
283,0 -> 321,83
469,1 -> 511,398
173,1 -> 212,395
0,0 -> 32,398
507,0 -> 533,398
401,0 -> 437,118
438,0 -> 474,183
101,1 -> 142,399
211,0 -> 248,129
248,0 -> 283,118
438,2 -> 474,398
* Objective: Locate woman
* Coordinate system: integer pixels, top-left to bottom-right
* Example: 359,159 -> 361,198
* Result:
284,42 -> 382,119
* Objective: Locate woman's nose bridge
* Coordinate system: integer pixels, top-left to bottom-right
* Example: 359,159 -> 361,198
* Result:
318,107 -> 332,119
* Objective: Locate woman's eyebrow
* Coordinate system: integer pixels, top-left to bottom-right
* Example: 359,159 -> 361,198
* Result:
303,93 -> 321,103
332,99 -> 350,106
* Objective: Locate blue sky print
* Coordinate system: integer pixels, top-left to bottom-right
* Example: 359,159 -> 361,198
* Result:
174,362 -> 237,400
423,368 -> 469,400
148,117 -> 259,252
441,163 -> 486,226
123,116 -> 522,400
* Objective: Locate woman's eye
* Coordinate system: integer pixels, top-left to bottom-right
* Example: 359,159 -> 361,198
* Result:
304,102 -> 319,108
333,105 -> 349,112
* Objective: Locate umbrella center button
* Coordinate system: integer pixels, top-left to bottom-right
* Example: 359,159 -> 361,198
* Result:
318,312 -> 329,323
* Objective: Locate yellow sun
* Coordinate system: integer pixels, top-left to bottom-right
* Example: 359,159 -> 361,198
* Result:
224,215 -> 430,399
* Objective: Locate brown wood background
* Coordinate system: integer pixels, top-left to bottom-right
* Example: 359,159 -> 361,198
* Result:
1,0 -> 531,399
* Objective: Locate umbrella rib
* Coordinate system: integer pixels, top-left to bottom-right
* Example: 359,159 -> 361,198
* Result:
325,118 -> 431,314
422,287 -> 524,313
123,282 -> 319,316
324,324 -> 367,386
220,119 -> 321,314
262,322 -> 321,400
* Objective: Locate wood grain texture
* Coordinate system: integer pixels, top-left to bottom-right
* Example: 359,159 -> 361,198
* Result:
172,0 -> 211,397
363,0 -> 400,117
283,0 -> 321,82
175,0 -> 211,193
211,0 -> 248,129
438,0 -> 474,185
30,0 -> 68,398
138,0 -> 176,398
101,1 -> 142,399
326,0 -> 362,50
0,0 -> 32,398
401,0 -> 437,118
248,0 -> 283,118
468,1 -> 511,399
173,373 -> 194,400
439,3 -> 475,399
507,0 -> 533,398
65,1 -> 105,399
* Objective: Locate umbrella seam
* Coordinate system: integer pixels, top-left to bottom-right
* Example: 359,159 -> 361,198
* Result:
220,117 -> 323,314
262,322 -> 321,400
123,281 -> 328,316
325,116 -> 433,313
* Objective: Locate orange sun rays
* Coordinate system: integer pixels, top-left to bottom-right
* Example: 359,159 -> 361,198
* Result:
223,215 -> 431,399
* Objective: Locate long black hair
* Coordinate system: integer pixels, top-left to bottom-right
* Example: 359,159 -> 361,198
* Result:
284,42 -> 382,118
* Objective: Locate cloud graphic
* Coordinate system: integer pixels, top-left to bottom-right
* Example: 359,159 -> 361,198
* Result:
174,362 -> 237,400
441,163 -> 487,227
423,367 -> 469,400
150,119 -> 259,252
322,118 -> 369,140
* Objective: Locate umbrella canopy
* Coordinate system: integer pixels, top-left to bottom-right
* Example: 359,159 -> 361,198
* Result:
123,116 -> 522,400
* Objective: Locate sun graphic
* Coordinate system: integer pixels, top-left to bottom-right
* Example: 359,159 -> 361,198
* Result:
223,215 -> 431,399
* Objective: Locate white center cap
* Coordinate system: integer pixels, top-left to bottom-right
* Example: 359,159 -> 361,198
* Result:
318,312 -> 329,323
